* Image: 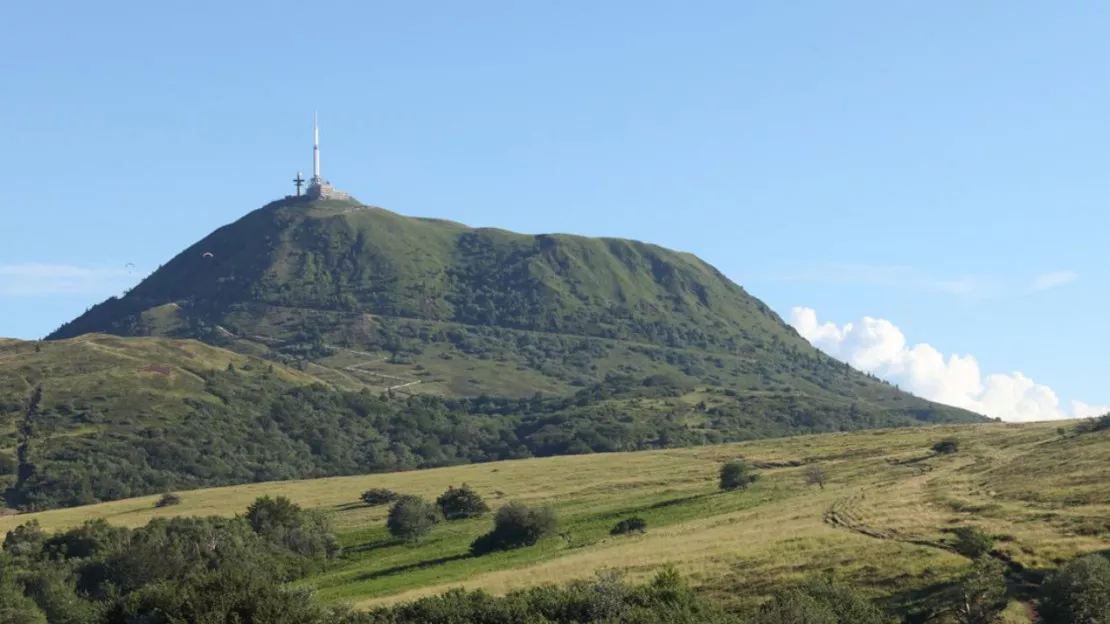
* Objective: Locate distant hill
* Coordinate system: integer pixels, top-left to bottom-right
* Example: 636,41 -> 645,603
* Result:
2,335 -> 981,512
47,197 -> 982,419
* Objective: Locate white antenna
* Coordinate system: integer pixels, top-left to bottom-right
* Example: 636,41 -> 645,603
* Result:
312,110 -> 321,181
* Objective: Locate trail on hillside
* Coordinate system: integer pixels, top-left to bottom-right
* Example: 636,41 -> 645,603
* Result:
213,325 -> 421,392
823,491 -> 954,552
823,467 -> 1044,615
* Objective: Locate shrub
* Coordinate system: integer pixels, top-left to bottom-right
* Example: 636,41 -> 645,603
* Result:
932,438 -> 960,454
941,557 -> 1008,624
435,483 -> 489,520
245,496 -> 302,534
719,460 -> 758,491
610,517 -> 648,536
155,492 -> 181,508
360,488 -> 399,507
470,501 -> 557,555
804,463 -> 826,490
2,520 -> 46,558
1075,413 -> 1110,434
758,578 -> 886,624
387,496 -> 440,542
1038,553 -> 1110,623
950,526 -> 995,559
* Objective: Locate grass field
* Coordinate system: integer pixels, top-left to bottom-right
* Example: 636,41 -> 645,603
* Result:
3,419 -> 1107,618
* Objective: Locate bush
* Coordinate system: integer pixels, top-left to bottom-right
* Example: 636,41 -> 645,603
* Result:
155,492 -> 181,508
245,495 -> 302,534
941,557 -> 1008,624
360,488 -> 399,507
932,438 -> 960,454
435,483 -> 489,520
757,578 -> 886,624
610,517 -> 647,535
387,496 -> 440,542
719,460 -> 758,491
804,463 -> 826,489
950,526 -> 995,559
470,501 -> 558,555
1075,413 -> 1110,434
1038,553 -> 1110,623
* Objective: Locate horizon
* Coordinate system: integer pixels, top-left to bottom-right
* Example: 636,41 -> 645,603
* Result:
2,1 -> 1106,422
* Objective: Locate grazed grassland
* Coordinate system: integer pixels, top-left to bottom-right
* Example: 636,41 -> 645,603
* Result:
3,420 -> 1106,616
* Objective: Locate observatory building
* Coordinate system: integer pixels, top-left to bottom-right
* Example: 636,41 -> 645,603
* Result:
293,112 -> 350,201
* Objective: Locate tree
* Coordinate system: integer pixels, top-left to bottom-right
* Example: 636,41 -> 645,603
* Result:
941,558 -> 1008,624
1038,553 -> 1110,623
470,501 -> 558,555
804,463 -> 826,490
933,438 -> 960,454
245,496 -> 302,534
436,483 -> 489,520
719,460 -> 758,491
610,517 -> 647,535
360,488 -> 399,506
155,492 -> 181,508
951,526 -> 995,560
387,496 -> 440,542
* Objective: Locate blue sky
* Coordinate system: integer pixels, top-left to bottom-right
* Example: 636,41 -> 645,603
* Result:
2,1 -> 1105,420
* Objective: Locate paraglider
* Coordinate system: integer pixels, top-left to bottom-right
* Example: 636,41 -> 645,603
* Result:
202,252 -> 214,259
125,262 -> 135,276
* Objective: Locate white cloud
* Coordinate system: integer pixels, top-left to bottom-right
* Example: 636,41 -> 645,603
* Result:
0,263 -> 133,297
1028,270 -> 1078,293
761,264 -> 1078,300
789,306 -> 1108,423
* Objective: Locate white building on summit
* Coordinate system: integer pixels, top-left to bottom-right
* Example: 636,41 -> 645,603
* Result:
301,111 -> 349,201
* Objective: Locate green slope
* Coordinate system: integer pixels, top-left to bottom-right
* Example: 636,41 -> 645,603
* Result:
1,335 -> 980,513
45,197 -> 982,423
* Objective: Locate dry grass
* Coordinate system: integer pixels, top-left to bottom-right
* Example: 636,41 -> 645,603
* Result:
2,419 -> 1106,617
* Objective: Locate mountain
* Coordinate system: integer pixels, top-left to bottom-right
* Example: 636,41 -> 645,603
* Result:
7,197 -> 989,511
49,196 -> 981,417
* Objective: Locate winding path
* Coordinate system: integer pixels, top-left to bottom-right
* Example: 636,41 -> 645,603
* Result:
213,325 -> 422,392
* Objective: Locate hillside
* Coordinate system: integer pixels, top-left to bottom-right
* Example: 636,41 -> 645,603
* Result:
45,196 -> 985,420
0,335 -> 983,513
5,420 -> 1109,621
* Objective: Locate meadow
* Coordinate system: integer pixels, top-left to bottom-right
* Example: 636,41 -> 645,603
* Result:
3,419 -> 1106,619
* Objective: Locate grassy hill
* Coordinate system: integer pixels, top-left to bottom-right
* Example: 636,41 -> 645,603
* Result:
44,196 -> 984,416
5,419 -> 1108,621
0,334 -> 983,513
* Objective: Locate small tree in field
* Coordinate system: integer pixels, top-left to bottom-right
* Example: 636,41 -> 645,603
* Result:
942,557 -> 1008,624
932,438 -> 960,454
804,463 -> 826,490
719,460 -> 758,491
436,483 -> 489,520
470,501 -> 558,555
155,492 -> 181,508
361,488 -> 399,507
951,526 -> 995,560
387,495 -> 440,542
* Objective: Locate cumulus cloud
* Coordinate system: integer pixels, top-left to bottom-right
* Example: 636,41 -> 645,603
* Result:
789,307 -> 1107,422
761,264 -> 1078,300
0,263 -> 132,297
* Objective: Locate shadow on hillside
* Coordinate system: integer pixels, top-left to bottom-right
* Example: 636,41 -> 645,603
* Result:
333,501 -> 376,512
347,538 -> 405,555
356,553 -> 472,581
875,578 -> 966,624
593,492 -> 717,522
886,453 -> 936,467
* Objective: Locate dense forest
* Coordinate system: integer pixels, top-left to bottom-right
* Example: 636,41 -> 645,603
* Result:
1,366 -> 979,512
